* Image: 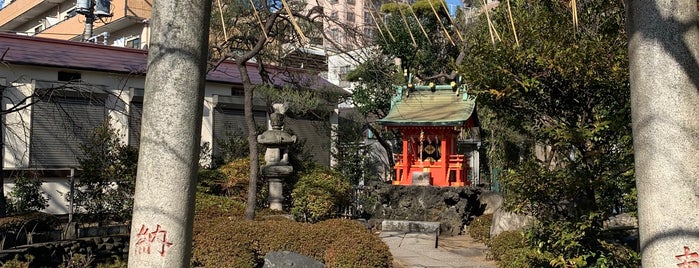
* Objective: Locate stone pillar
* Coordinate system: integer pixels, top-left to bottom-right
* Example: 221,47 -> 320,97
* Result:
628,0 -> 699,266
127,0 -> 211,265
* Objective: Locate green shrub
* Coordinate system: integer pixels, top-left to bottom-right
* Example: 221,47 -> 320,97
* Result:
95,256 -> 127,268
59,253 -> 93,268
193,199 -> 392,268
468,214 -> 493,243
291,167 -> 352,223
7,173 -> 49,214
2,255 -> 34,268
498,247 -> 555,268
490,230 -> 527,261
194,192 -> 246,220
0,211 -> 59,233
192,218 -> 261,267
74,120 -> 138,223
324,232 -> 392,268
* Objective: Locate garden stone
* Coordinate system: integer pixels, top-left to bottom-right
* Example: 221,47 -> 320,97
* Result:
489,208 -> 533,237
263,251 -> 325,268
478,191 -> 503,215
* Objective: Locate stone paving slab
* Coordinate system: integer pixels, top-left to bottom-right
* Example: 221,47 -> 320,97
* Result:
380,231 -> 496,268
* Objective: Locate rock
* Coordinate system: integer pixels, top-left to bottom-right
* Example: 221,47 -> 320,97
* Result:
489,208 -> 533,237
263,251 -> 325,268
604,213 -> 638,229
478,191 -> 503,215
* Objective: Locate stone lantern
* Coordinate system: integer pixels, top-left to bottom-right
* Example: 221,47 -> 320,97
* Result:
257,103 -> 296,211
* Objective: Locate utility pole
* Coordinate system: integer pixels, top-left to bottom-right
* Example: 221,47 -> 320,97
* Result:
126,0 -> 211,265
628,0 -> 699,266
76,0 -> 111,42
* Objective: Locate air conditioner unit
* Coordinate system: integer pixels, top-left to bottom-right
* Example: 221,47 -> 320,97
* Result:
94,0 -> 111,17
76,0 -> 91,15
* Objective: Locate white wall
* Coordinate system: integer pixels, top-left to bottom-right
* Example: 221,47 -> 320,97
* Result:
0,65 -> 236,214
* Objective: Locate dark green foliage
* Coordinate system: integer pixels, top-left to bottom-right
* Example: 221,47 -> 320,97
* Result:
489,231 -> 526,261
468,214 -> 492,243
333,114 -> 382,185
0,211 -> 59,233
194,192 -> 247,219
2,255 -> 34,268
211,127 -> 265,168
378,0 -> 459,79
291,167 -> 353,223
458,0 -> 637,265
192,194 -> 392,267
73,119 -> 138,223
7,173 -> 49,214
497,247 -> 555,268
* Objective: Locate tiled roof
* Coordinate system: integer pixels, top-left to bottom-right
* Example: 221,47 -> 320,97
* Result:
0,33 -> 339,91
378,89 -> 477,126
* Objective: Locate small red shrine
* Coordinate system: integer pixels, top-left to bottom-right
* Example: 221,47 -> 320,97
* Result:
378,82 -> 478,187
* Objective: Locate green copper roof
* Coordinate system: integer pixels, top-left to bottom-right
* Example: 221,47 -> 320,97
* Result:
378,88 -> 477,127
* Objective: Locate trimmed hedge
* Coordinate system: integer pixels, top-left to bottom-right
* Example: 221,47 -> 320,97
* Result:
291,167 -> 352,223
490,230 -> 527,261
192,193 -> 392,268
468,214 -> 493,243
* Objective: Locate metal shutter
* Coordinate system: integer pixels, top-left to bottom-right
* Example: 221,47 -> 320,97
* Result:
128,101 -> 143,148
30,95 -> 106,168
286,115 -> 331,166
212,107 -> 267,157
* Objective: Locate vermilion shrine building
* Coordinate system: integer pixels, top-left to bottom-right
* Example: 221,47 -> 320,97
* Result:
379,83 -> 480,187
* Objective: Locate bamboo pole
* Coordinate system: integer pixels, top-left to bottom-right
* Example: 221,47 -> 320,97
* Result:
408,4 -> 431,43
505,0 -> 519,46
248,0 -> 268,39
427,0 -> 455,46
280,0 -> 308,44
438,0 -> 463,43
395,2 -> 418,47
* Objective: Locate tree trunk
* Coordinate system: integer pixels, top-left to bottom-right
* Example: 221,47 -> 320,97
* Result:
628,0 -> 699,266
237,63 -> 260,221
127,0 -> 211,265
365,124 -> 395,180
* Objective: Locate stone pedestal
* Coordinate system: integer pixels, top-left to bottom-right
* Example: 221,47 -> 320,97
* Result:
266,178 -> 283,211
263,165 -> 293,211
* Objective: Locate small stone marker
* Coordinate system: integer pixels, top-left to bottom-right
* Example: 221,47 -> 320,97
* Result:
263,251 -> 325,268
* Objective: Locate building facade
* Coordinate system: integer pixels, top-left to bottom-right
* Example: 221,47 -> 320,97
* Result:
0,33 -> 340,214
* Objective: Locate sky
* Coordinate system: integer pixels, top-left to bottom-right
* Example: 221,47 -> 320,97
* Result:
446,0 -> 462,16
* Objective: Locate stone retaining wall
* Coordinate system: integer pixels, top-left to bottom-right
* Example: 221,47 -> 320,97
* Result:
359,183 -> 483,236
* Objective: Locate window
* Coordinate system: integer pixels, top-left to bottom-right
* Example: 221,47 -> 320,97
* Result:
330,11 -> 338,20
330,0 -> 338,4
212,104 -> 267,159
346,11 -> 355,23
58,71 -> 81,82
346,0 -> 355,5
64,7 -> 77,20
330,28 -> 339,40
30,24 -> 44,35
364,12 -> 373,24
364,28 -> 375,39
126,37 -> 141,49
30,90 -> 107,168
